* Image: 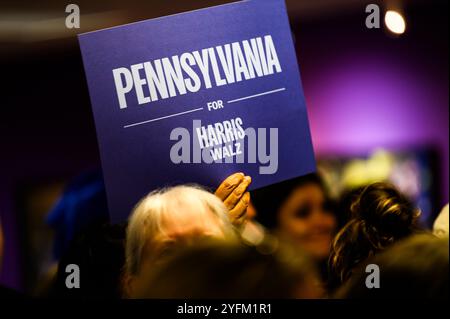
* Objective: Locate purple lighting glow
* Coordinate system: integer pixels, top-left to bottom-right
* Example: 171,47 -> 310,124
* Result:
302,50 -> 449,204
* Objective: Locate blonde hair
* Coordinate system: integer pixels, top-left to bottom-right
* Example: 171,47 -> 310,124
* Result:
125,185 -> 236,276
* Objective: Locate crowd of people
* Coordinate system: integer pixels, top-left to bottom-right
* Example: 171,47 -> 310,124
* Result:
0,172 -> 448,299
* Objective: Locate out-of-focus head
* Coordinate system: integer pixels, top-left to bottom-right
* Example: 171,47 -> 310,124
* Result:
350,182 -> 420,237
46,169 -> 109,260
330,182 -> 420,284
253,174 -> 337,261
124,185 -> 236,296
131,242 -> 323,299
277,180 -> 336,261
50,224 -> 126,299
336,234 -> 449,299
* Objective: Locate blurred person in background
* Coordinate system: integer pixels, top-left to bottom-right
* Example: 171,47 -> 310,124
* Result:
46,223 -> 125,299
131,242 -> 323,299
335,234 -> 449,299
42,172 -> 250,298
46,169 -> 109,260
123,185 -> 239,297
329,182 -> 422,288
250,174 -> 338,284
32,169 -> 116,298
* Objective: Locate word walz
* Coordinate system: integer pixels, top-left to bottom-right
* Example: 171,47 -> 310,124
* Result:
113,35 -> 282,109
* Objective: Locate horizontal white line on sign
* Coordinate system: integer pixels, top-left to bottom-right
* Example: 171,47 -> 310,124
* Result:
227,87 -> 286,104
124,107 -> 204,128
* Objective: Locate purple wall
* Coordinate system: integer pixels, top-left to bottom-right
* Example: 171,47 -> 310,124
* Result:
296,13 -> 449,206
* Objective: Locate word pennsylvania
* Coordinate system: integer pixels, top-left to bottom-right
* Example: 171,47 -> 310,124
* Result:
113,35 -> 282,109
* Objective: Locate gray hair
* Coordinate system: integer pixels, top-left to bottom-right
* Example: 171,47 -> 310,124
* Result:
125,185 -> 236,276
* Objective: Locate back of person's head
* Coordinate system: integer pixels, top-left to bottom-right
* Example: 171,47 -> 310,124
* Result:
124,185 -> 237,296
46,169 -> 109,259
335,234 -> 449,299
334,187 -> 365,229
329,182 -> 420,284
50,223 -> 126,299
131,242 -> 322,299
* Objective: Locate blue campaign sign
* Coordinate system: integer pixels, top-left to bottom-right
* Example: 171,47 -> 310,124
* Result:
78,0 -> 316,223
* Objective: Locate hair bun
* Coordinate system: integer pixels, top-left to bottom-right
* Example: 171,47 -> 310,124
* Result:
330,182 -> 421,284
352,183 -> 418,238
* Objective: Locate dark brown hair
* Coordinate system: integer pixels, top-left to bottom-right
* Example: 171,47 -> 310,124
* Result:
252,173 -> 330,229
131,242 -> 320,298
329,182 -> 421,284
335,234 -> 448,299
